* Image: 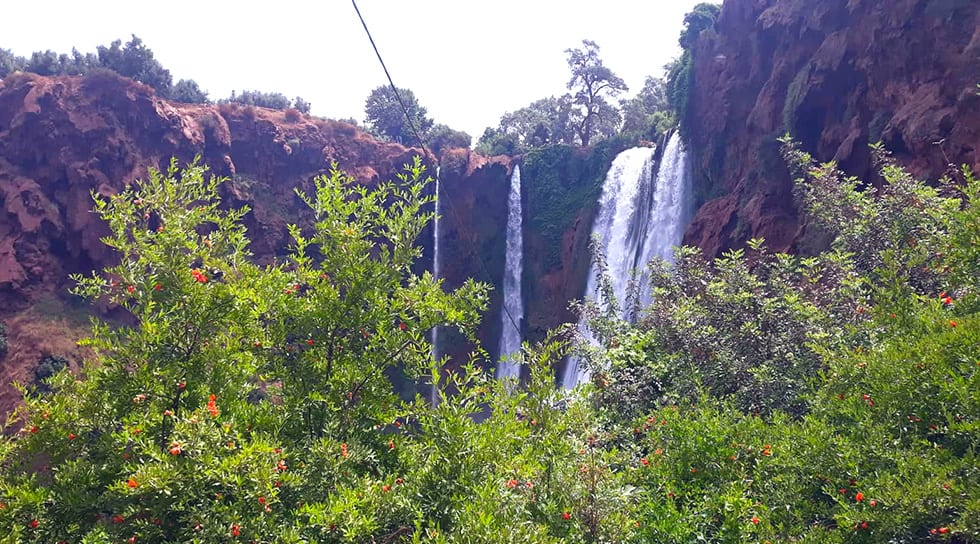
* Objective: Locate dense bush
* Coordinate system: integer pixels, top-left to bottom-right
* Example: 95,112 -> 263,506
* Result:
170,78 -> 209,104
576,141 -> 979,541
1,141 -> 977,543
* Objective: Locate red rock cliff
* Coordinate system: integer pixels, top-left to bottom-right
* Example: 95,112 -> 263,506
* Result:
683,0 -> 980,256
0,72 -> 429,416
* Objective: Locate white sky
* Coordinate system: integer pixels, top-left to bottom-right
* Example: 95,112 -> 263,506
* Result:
4,1 -> 706,138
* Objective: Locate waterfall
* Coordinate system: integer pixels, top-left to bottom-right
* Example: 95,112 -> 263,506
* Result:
561,133 -> 693,388
496,165 -> 524,381
430,166 -> 441,405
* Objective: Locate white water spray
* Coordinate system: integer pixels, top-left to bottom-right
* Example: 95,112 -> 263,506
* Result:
430,166 -> 441,405
561,133 -> 693,388
496,165 -> 524,381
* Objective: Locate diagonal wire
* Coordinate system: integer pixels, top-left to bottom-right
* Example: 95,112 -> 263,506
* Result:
350,0 -> 523,350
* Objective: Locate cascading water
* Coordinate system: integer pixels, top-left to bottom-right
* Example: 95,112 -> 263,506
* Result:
430,166 -> 441,405
496,165 -> 524,381
561,133 -> 693,388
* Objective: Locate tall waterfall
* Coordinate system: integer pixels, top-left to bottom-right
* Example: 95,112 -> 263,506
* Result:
496,165 -> 524,381
430,166 -> 441,405
561,133 -> 693,388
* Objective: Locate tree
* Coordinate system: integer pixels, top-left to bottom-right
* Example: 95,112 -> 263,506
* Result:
97,35 -> 172,96
476,96 -> 577,155
0,48 -> 26,78
222,89 -> 292,110
293,96 -> 311,114
564,40 -> 628,147
428,123 -> 471,155
679,2 -> 721,49
171,79 -> 209,104
620,76 -> 674,140
363,86 -> 433,145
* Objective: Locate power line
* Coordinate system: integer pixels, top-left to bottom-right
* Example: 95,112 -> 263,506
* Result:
350,0 -> 524,357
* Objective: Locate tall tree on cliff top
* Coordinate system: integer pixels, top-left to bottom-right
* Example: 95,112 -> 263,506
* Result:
364,85 -> 434,145
97,35 -> 172,97
565,40 -> 628,147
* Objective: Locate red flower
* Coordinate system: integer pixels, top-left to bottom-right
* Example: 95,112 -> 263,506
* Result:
29,426 -> 38,434
340,443 -> 349,458
112,515 -> 125,524
29,519 -> 39,529
388,440 -> 395,450
942,296 -> 953,305
154,284 -> 162,291
306,339 -> 314,346
68,433 -> 76,440
640,458 -> 649,466
178,382 -> 186,390
949,320 -> 958,328
855,492 -> 864,502
258,496 -> 266,505
127,285 -> 136,294
562,512 -> 571,520
382,484 -> 391,492
395,477 -> 404,485
751,516 -> 760,524
938,527 -> 949,534
127,478 -> 139,488
276,459 -> 288,472
207,394 -> 220,418
860,521 -> 869,530
169,442 -> 182,456
869,499 -> 877,507
399,322 -> 407,331
231,524 -> 240,537
505,479 -> 518,488
191,269 -> 208,283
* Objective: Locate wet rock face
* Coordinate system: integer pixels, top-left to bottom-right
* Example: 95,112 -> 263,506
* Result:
683,0 -> 980,256
0,72 -> 430,417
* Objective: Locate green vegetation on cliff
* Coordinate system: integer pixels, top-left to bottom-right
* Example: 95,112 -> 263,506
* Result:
522,136 -> 635,270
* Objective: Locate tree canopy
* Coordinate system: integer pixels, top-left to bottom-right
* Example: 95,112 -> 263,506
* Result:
363,86 -> 434,145
565,40 -> 628,147
97,35 -> 173,97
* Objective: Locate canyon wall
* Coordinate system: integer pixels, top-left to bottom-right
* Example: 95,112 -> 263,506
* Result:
683,0 -> 980,256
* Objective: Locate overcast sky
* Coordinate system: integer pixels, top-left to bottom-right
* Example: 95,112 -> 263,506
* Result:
4,1 -> 707,138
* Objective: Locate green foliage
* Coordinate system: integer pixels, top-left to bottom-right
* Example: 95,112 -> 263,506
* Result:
523,136 -> 634,270
293,96 -> 311,114
678,3 -> 722,49
668,3 -> 720,136
619,76 -> 674,142
476,96 -> 577,155
222,89 -> 292,110
428,124 -> 472,156
3,135 -> 978,542
364,86 -> 434,145
0,48 -> 26,78
170,79 -> 209,104
96,35 -> 172,96
666,52 -> 694,137
32,355 -> 68,394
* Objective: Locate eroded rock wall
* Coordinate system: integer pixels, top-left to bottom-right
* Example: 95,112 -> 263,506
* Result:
683,0 -> 980,256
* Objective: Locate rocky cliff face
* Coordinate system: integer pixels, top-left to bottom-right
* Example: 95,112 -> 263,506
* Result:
0,72 -> 429,416
683,0 -> 980,256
